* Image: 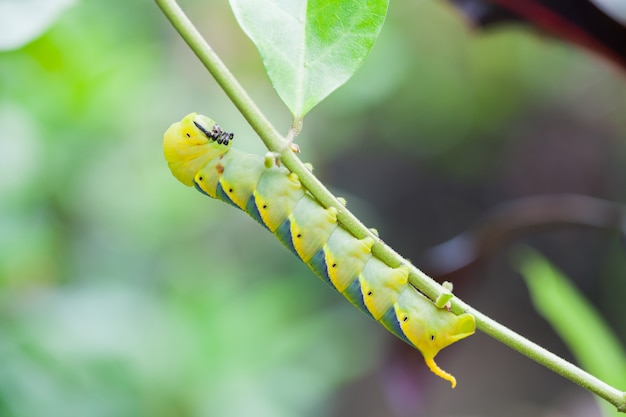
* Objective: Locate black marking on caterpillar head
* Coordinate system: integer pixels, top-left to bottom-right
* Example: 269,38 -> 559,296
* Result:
194,121 -> 234,145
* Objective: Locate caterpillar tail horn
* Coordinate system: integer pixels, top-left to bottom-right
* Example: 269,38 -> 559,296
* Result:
425,357 -> 457,388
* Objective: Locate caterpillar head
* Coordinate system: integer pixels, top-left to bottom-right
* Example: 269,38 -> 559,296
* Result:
163,113 -> 233,186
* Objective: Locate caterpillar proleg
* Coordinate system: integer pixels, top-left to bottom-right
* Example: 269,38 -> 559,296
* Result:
163,113 -> 476,388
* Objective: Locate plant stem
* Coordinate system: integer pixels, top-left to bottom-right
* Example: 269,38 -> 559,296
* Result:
154,0 -> 284,150
467,303 -> 626,412
154,0 -> 626,412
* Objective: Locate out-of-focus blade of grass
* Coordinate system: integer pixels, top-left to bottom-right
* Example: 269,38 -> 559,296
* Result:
516,247 -> 626,417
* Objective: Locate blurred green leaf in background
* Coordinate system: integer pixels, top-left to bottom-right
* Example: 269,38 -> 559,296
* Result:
517,248 -> 626,417
0,0 -> 75,51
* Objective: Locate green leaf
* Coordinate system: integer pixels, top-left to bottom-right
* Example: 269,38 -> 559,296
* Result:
230,0 -> 389,118
516,247 -> 626,417
0,0 -> 75,51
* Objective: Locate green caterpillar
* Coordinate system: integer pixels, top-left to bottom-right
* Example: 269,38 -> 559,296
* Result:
164,113 -> 476,388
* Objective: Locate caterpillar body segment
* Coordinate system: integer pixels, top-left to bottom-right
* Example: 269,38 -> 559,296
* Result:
216,153 -> 267,209
322,229 -> 375,292
164,113 -> 476,388
255,170 -> 305,232
360,261 -> 409,320
290,198 -> 339,263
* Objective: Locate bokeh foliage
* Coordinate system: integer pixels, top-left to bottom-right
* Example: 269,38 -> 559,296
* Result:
0,1 -> 380,416
1,0 -> 625,416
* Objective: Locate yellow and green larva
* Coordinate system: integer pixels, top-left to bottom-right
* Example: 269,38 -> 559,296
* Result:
164,113 -> 476,388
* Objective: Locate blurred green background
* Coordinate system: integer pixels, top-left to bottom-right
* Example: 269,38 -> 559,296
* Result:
1,0 -> 625,416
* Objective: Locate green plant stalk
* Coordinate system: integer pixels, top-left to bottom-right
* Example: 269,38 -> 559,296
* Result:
154,0 -> 626,411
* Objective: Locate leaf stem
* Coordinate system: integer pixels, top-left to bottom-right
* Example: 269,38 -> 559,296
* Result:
154,0 -> 285,150
154,0 -> 626,412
